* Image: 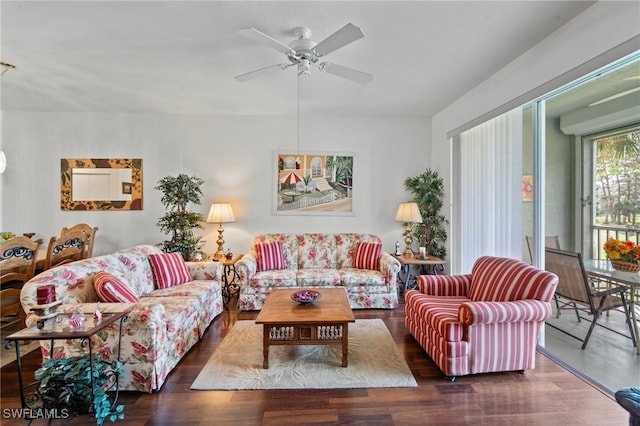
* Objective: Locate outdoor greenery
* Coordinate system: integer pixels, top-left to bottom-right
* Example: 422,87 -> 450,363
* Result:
155,174 -> 205,261
404,169 -> 448,258
326,156 -> 353,186
35,355 -> 124,425
595,130 -> 640,229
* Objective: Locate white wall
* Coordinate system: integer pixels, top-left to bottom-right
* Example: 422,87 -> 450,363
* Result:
431,1 -> 640,272
1,112 -> 429,256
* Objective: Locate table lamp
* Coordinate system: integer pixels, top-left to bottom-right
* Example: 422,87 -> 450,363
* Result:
207,202 -> 236,260
395,202 -> 423,256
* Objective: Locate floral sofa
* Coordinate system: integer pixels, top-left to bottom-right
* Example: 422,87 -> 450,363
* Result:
405,256 -> 558,379
235,233 -> 401,310
20,245 -> 223,392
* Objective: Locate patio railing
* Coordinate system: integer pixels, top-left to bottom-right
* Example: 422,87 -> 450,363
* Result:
591,225 -> 640,259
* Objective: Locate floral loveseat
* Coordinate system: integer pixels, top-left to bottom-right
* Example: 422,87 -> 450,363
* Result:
405,256 -> 558,379
235,233 -> 401,310
20,245 -> 223,392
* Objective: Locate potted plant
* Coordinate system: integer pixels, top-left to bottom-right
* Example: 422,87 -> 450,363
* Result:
35,354 -> 125,425
404,169 -> 448,258
155,174 -> 205,261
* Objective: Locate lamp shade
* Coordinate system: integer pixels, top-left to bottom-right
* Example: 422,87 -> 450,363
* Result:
207,203 -> 235,224
395,202 -> 422,223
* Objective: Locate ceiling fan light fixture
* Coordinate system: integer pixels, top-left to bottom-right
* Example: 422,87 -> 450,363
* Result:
235,23 -> 371,86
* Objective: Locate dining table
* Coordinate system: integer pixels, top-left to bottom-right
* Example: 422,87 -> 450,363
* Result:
583,259 -> 640,355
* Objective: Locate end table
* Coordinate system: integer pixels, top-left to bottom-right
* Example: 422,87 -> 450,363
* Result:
392,253 -> 447,294
219,253 -> 243,305
5,306 -> 133,416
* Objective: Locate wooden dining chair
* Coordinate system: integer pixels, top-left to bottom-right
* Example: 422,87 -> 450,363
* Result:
61,224 -> 99,258
1,236 -> 44,288
1,236 -> 43,337
544,247 -> 636,350
44,229 -> 88,270
0,288 -> 25,333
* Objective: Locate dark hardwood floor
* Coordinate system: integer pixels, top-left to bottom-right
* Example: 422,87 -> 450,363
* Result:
0,297 -> 628,425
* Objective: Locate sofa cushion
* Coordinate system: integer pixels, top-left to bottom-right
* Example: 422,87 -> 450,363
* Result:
408,292 -> 467,341
353,242 -> 382,270
149,252 -> 193,289
256,241 -> 286,272
468,256 -> 557,302
249,270 -> 298,289
94,271 -> 139,303
297,234 -> 337,269
297,269 -> 341,287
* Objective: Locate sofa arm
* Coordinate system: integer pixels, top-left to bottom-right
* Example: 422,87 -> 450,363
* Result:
459,299 -> 552,325
379,252 -> 400,273
417,274 -> 471,296
236,252 -> 257,287
186,261 -> 223,281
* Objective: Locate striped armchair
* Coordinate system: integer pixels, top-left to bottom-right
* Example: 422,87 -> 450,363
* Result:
405,256 -> 558,379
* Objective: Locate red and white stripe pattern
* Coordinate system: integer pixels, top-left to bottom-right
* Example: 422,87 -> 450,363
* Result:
94,271 -> 139,303
405,256 -> 558,377
417,274 -> 471,296
353,242 -> 382,270
256,241 -> 285,272
149,252 -> 193,289
468,256 -> 558,302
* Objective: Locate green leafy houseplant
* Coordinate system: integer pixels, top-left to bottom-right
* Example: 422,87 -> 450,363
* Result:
155,174 -> 205,261
34,355 -> 124,425
404,169 -> 448,258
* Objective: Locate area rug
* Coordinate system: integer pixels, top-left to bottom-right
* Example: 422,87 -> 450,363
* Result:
191,318 -> 417,390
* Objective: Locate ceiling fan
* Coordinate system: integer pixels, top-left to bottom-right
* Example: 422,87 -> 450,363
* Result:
234,23 -> 373,85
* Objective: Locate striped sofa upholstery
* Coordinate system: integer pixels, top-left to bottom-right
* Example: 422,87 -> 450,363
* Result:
405,256 -> 558,378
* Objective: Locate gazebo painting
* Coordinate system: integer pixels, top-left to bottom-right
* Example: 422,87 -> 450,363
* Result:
274,152 -> 355,215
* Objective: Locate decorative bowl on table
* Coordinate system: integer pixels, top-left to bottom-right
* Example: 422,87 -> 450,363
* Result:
610,260 -> 640,273
291,289 -> 321,304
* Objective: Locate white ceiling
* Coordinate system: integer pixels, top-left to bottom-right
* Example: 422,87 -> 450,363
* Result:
1,1 -> 597,117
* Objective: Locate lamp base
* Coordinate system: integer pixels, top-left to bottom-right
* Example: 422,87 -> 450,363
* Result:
403,222 -> 413,256
213,224 -> 226,260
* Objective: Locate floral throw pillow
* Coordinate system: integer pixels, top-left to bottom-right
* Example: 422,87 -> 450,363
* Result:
94,271 -> 139,303
353,242 -> 382,270
148,252 -> 193,289
256,241 -> 285,272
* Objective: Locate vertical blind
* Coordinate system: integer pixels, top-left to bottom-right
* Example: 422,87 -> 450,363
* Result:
458,108 -> 523,273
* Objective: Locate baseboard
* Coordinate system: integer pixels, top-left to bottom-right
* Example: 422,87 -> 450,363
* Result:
536,345 -> 615,399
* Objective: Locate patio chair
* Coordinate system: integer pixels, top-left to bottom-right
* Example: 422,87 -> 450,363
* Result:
544,247 -> 636,349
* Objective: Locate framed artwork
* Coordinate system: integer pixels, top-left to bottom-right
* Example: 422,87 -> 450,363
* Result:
273,151 -> 355,216
522,175 -> 533,202
122,182 -> 132,194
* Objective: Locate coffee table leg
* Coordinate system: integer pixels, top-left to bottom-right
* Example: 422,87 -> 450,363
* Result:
342,323 -> 348,367
263,325 -> 269,369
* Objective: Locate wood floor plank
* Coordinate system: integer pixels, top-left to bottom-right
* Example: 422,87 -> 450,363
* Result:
0,296 -> 628,425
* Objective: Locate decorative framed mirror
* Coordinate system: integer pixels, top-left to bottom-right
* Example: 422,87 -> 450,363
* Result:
60,158 -> 143,211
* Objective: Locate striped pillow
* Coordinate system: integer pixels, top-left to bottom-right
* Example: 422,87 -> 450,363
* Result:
353,242 -> 382,270
256,241 -> 285,272
94,271 -> 139,303
149,252 -> 193,289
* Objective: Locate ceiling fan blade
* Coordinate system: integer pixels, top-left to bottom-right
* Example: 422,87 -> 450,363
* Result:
318,62 -> 373,85
235,63 -> 292,82
238,27 -> 296,55
313,23 -> 364,57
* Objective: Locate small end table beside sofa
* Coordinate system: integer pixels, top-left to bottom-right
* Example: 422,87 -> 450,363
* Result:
405,256 -> 558,379
20,245 -> 224,392
235,233 -> 401,311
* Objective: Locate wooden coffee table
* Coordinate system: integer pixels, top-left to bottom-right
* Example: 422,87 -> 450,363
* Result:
255,288 -> 355,368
